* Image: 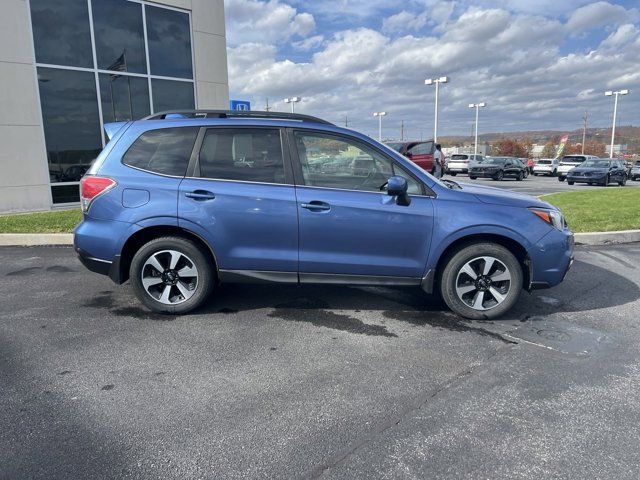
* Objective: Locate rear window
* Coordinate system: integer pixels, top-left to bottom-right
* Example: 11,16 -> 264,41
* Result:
562,156 -> 586,163
386,142 -> 403,152
538,160 -> 552,164
123,127 -> 199,176
451,154 -> 469,160
198,128 -> 285,184
408,141 -> 434,155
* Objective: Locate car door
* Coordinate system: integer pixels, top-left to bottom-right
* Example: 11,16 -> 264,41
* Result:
289,129 -> 434,280
178,127 -> 299,278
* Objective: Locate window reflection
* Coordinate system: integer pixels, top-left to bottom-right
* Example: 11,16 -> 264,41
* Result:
99,74 -> 150,123
146,5 -> 193,79
30,0 -> 93,67
37,68 -> 102,184
152,79 -> 195,112
92,0 -> 147,74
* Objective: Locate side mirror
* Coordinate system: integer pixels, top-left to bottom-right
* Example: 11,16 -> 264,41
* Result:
387,175 -> 411,206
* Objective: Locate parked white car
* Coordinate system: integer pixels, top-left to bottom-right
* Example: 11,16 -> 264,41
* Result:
557,155 -> 599,182
447,154 -> 484,175
533,158 -> 559,176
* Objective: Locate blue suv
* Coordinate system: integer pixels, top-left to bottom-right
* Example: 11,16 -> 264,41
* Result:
74,110 -> 573,319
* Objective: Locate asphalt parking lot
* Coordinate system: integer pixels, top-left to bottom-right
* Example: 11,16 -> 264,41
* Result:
2,244 -> 640,479
448,171 -> 640,196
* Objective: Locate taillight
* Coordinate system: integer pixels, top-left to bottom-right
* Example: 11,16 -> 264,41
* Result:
80,176 -> 116,212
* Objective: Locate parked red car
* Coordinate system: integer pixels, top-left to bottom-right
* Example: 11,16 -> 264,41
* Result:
386,141 -> 435,174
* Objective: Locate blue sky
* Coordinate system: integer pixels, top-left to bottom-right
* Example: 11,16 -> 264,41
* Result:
225,0 -> 639,139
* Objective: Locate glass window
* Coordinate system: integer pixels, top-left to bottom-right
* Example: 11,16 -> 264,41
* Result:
92,0 -> 147,74
30,0 -> 93,68
294,132 -> 422,194
408,141 -> 434,155
99,74 -> 150,123
51,184 -> 82,204
146,5 -> 193,79
37,67 -> 102,184
123,127 -> 198,176
198,129 -> 285,184
152,79 -> 195,113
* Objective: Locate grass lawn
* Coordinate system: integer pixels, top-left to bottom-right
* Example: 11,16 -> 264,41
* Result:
0,209 -> 82,233
542,188 -> 640,233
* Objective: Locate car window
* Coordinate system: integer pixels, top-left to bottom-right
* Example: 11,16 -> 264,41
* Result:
198,128 -> 285,184
408,141 -> 433,155
451,154 -> 469,160
123,127 -> 198,176
294,132 -> 422,195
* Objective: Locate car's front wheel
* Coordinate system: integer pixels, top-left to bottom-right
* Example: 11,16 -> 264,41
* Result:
440,243 -> 522,320
516,171 -> 524,181
558,176 -> 565,182
130,236 -> 215,314
619,175 -> 627,186
493,170 -> 504,181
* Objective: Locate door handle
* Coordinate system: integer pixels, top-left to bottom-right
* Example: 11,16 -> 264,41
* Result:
185,190 -> 216,201
300,201 -> 331,212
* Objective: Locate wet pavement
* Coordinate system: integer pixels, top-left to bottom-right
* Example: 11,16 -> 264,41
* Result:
1,244 -> 640,479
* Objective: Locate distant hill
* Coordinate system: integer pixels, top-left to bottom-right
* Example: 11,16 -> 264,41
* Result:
439,125 -> 640,152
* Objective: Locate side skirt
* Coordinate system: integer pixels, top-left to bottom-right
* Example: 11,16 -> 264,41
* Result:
218,270 -> 424,287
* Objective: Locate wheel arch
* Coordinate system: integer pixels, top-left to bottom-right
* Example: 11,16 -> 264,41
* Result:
116,225 -> 218,284
428,232 -> 532,293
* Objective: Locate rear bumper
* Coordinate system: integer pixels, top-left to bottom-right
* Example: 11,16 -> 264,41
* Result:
76,247 -> 122,283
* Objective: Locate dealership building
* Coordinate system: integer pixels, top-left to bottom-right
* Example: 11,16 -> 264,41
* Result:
1,0 -> 229,212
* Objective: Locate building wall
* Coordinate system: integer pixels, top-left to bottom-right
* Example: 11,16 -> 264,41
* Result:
0,0 -> 229,213
0,0 -> 52,212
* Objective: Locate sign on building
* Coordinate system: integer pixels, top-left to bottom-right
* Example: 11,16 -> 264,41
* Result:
230,100 -> 251,111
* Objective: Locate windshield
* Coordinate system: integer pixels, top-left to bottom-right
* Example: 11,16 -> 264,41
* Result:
483,158 -> 506,165
582,160 -> 610,168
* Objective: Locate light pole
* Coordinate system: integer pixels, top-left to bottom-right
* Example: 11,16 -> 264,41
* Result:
425,76 -> 448,142
468,102 -> 486,158
604,89 -> 629,158
373,111 -> 387,141
284,96 -> 301,113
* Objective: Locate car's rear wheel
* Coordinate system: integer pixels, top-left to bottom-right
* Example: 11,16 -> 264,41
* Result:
568,181 -> 574,185
130,236 -> 215,314
469,176 -> 477,180
558,176 -> 565,182
440,243 -> 522,320
493,170 -> 504,181
450,172 -> 457,176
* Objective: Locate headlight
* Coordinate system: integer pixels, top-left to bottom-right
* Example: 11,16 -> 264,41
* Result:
530,208 -> 566,230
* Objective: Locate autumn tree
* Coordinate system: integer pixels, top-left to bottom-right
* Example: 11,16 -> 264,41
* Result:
541,142 -> 556,158
493,139 -> 527,157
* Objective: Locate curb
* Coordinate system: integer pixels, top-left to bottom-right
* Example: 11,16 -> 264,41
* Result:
573,229 -> 640,246
1,231 -> 639,247
0,233 -> 73,246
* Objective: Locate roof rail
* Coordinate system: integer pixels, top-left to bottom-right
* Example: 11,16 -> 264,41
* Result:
143,110 -> 334,125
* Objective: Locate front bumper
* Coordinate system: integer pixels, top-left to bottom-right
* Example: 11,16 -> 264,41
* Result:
529,228 -> 574,289
566,173 -> 606,183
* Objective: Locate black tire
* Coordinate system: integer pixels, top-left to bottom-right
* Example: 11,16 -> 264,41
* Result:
450,172 -> 457,176
469,176 -> 477,180
516,171 -> 524,181
568,181 -> 574,185
602,174 -> 609,187
493,170 -> 504,181
130,236 -> 215,314
558,176 -> 565,182
619,175 -> 627,186
439,243 -> 523,320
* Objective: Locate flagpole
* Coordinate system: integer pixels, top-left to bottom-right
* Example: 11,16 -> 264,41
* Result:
109,77 -> 116,121
124,50 -> 133,120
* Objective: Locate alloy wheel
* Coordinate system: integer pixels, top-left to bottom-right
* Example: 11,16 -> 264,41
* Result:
455,256 -> 512,311
141,250 -> 199,305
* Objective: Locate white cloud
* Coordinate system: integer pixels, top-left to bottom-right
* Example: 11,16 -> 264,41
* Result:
225,0 -> 316,46
566,1 -> 636,32
227,2 -> 640,136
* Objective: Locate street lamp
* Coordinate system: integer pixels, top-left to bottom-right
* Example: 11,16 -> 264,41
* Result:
425,76 -> 448,142
604,89 -> 629,158
468,102 -> 486,158
284,96 -> 301,113
373,111 -> 387,141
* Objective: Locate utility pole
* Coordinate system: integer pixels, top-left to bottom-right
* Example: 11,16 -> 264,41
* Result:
265,98 -> 272,112
344,114 -> 348,127
605,89 -> 629,158
400,120 -> 404,141
581,110 -> 588,154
